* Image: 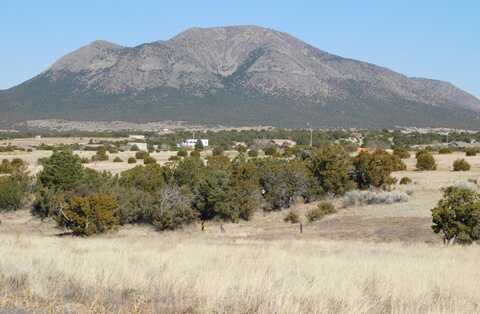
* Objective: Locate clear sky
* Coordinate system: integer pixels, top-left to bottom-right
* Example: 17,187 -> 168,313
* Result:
1,0 -> 479,97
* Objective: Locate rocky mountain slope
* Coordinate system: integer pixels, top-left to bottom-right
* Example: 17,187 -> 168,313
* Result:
1,25 -> 479,128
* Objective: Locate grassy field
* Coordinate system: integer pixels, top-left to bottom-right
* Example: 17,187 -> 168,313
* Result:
1,147 -> 480,313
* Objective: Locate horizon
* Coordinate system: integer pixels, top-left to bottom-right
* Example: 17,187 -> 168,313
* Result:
2,1 -> 479,98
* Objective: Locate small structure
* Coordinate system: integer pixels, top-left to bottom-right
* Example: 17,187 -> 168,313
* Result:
179,139 -> 209,148
128,134 -> 145,141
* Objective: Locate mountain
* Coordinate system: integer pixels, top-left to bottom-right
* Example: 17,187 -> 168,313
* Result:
1,25 -> 480,128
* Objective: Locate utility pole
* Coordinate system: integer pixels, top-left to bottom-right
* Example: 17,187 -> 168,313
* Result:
307,123 -> 313,147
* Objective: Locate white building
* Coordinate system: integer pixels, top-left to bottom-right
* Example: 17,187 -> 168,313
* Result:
179,139 -> 209,148
128,134 -> 145,141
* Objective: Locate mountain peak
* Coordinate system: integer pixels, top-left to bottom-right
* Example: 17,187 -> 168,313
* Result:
2,25 -> 480,128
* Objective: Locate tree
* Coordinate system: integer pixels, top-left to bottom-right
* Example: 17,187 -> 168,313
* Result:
177,149 -> 188,157
195,140 -> 204,151
229,160 -> 262,220
307,145 -> 354,195
38,150 -> 84,191
453,159 -> 470,171
120,164 -> 168,193
257,159 -> 313,210
353,150 -> 404,189
432,186 -> 480,244
194,167 -> 234,220
58,193 -> 120,236
152,185 -> 197,230
235,144 -> 247,153
416,150 -> 437,170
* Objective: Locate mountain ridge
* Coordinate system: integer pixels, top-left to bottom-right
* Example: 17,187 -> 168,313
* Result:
1,25 -> 479,128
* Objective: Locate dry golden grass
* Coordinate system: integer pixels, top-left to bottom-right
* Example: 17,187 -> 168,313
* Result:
1,230 -> 480,314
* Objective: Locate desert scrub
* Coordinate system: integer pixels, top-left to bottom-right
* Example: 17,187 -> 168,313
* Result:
465,148 -> 478,156
113,156 -> 123,163
453,159 -> 470,171
438,147 -> 452,154
306,201 -> 336,222
393,147 -> 410,159
399,177 -> 412,185
416,150 -> 437,171
127,157 -> 137,164
284,210 -> 300,223
343,190 -> 409,207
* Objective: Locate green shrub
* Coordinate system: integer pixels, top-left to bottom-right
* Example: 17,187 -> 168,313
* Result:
399,177 -> 412,185
284,210 -> 300,223
190,150 -> 201,158
0,174 -> 30,211
130,145 -> 140,151
177,149 -> 188,157
416,151 -> 437,171
0,159 -> 27,174
92,147 -> 109,161
120,164 -> 167,193
58,193 -> 120,236
135,151 -> 149,160
453,159 -> 470,171
80,157 -> 90,164
264,146 -> 277,156
113,156 -> 123,163
438,147 -> 452,154
194,140 -> 204,151
247,149 -> 258,157
235,145 -> 247,153
168,155 -> 181,161
127,157 -> 137,164
466,148 -> 478,156
432,186 -> 480,244
143,155 -> 157,165
306,201 -> 336,222
393,147 -> 410,159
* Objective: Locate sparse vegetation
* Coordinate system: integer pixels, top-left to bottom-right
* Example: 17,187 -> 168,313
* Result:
438,147 -> 453,154
306,201 -> 336,222
284,210 -> 299,223
399,177 -> 412,185
465,148 -> 478,156
343,190 -> 409,207
453,158 -> 470,171
416,150 -> 437,170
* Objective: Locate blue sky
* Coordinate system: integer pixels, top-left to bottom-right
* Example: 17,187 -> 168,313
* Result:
2,0 -> 479,97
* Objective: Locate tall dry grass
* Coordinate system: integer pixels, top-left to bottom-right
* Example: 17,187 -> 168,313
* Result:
1,233 -> 480,313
